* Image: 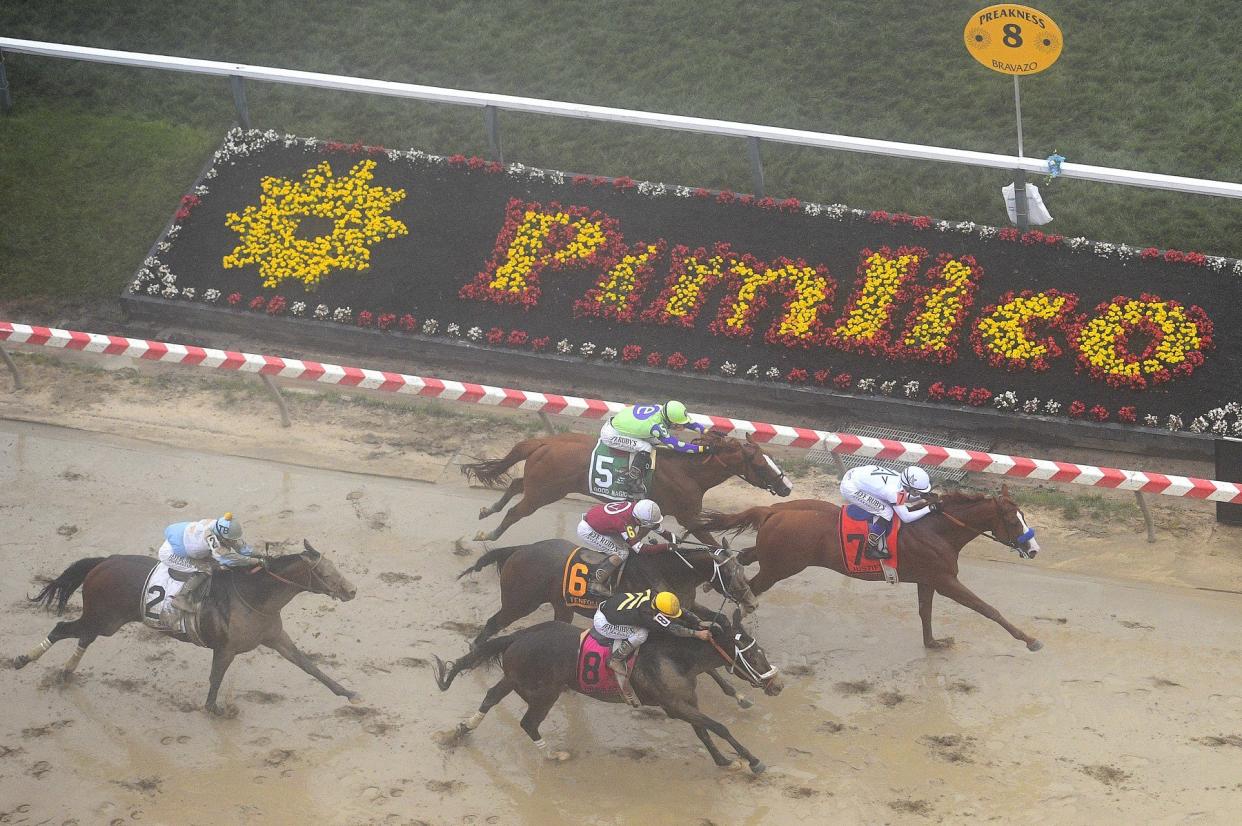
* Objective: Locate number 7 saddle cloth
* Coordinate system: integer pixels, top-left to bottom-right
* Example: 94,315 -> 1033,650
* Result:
577,630 -> 638,698
839,504 -> 903,578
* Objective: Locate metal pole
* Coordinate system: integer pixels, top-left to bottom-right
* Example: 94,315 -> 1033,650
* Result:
259,374 -> 291,428
484,105 -> 503,164
0,344 -> 23,390
1012,75 -> 1029,231
1134,491 -> 1156,544
230,74 -> 251,129
538,412 -> 557,435
747,136 -> 766,197
0,49 -> 13,113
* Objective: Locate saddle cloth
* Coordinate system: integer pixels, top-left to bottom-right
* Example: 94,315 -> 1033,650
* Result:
577,630 -> 637,697
562,546 -> 627,609
839,505 -> 902,577
141,562 -> 205,645
588,441 -> 656,500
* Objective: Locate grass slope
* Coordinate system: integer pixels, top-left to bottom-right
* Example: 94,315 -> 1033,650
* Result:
1,0 -> 1240,301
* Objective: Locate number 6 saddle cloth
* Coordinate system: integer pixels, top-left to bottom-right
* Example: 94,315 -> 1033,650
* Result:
141,562 -> 207,646
561,546 -> 629,609
587,441 -> 657,500
839,504 -> 903,580
577,630 -> 638,698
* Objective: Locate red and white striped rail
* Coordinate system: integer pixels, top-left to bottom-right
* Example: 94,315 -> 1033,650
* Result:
4,321 -> 1240,503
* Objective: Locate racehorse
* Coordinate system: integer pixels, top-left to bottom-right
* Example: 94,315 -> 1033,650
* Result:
432,612 -> 782,773
13,541 -> 360,714
698,487 -> 1044,651
457,537 -> 759,707
462,430 -> 792,543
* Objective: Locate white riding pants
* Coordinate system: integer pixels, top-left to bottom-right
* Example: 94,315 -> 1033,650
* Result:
576,520 -> 632,560
839,478 -> 894,522
593,609 -> 649,648
157,541 -> 211,574
599,420 -> 653,454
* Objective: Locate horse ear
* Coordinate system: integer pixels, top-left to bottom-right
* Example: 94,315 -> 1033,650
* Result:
732,607 -> 742,626
1000,483 -> 1010,499
302,539 -> 321,560
745,431 -> 756,444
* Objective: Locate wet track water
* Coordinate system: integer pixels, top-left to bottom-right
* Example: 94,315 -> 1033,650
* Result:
2,420 -> 1242,824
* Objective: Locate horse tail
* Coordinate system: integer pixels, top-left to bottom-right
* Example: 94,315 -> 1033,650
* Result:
30,557 -> 108,614
456,545 -> 522,580
461,438 -> 545,488
433,633 -> 519,691
696,507 -> 777,539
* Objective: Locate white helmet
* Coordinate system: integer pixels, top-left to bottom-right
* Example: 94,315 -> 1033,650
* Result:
633,499 -> 663,527
899,467 -> 932,495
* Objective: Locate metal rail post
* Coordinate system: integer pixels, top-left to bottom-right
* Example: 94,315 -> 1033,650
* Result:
230,74 -> 251,129
484,105 -> 503,164
747,136 -> 765,197
1134,491 -> 1156,543
538,412 -> 557,435
1011,76 -> 1029,231
0,49 -> 12,113
0,344 -> 23,390
259,374 -> 291,428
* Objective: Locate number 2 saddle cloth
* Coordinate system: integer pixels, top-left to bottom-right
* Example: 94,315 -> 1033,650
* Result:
839,504 -> 903,579
561,547 -> 628,610
587,442 -> 657,500
141,562 -> 207,646
577,630 -> 638,698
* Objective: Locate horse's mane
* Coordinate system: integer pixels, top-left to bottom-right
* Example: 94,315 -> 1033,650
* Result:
939,490 -> 999,506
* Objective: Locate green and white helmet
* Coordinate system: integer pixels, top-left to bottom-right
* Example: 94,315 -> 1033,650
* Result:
664,400 -> 691,425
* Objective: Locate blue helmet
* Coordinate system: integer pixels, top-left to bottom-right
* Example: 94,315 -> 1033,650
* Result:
214,512 -> 244,545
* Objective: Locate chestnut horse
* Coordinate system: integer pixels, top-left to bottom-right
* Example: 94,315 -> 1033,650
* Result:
699,487 -> 1044,651
463,431 -> 792,543
13,541 -> 360,714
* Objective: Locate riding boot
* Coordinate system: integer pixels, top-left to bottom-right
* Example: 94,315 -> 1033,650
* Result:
863,519 -> 891,560
608,640 -> 641,707
170,572 -> 208,613
624,452 -> 651,496
593,555 -> 623,596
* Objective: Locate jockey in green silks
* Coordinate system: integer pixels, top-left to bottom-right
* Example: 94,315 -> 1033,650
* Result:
599,401 -> 707,494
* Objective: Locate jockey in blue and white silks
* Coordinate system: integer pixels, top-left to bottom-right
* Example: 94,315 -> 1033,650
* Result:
158,513 -> 254,611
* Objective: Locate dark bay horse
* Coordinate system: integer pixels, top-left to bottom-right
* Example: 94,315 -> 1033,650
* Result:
463,431 -> 792,543
699,487 -> 1044,651
432,614 -> 782,772
457,537 -> 759,707
13,541 -> 360,714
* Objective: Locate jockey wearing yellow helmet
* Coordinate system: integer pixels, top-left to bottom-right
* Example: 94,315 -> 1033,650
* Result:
599,400 -> 707,495
593,589 -> 711,706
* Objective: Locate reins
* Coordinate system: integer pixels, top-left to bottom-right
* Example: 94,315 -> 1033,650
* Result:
936,499 -> 1036,557
232,554 -> 330,614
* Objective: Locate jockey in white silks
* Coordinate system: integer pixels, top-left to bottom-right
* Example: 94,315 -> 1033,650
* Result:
839,465 -> 936,560
158,513 -> 255,612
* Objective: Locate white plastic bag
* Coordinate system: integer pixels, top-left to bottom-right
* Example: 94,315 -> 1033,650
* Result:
1002,182 -> 1053,225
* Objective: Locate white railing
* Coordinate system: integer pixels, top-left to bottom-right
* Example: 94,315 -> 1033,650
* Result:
2,37 -> 1242,201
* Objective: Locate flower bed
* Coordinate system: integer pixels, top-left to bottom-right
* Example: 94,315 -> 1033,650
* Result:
130,128 -> 1242,434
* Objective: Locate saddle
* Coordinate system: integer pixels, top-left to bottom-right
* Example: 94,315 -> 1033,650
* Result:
588,442 -> 656,500
562,547 -> 629,608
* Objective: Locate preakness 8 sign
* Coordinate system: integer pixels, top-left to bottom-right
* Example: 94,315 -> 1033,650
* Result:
964,4 -> 1063,75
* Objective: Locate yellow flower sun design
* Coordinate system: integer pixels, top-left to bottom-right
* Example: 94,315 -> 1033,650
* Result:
223,159 -> 407,290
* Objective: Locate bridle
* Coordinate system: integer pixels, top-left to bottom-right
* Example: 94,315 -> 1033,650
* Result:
671,544 -> 753,608
707,631 -> 778,688
256,553 -> 334,594
936,497 -> 1037,558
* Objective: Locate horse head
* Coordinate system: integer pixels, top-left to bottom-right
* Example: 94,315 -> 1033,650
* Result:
939,486 -> 1040,559
267,540 -> 358,601
707,607 -> 782,696
694,545 -> 758,614
708,433 -> 793,497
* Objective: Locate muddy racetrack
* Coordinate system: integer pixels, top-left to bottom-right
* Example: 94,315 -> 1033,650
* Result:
3,363 -> 1242,824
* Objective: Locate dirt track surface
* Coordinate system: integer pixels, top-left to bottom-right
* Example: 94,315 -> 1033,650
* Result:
3,410 -> 1242,825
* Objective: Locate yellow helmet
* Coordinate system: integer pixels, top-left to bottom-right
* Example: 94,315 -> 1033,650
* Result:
653,591 -> 682,618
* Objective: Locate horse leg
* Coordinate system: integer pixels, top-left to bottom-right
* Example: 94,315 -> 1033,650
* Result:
456,674 -> 515,738
475,488 -> 560,542
746,560 -> 798,597
691,723 -> 735,767
663,697 -> 766,774
60,635 -> 96,677
519,690 -> 569,762
472,593 -> 545,649
205,648 -> 237,715
478,478 -> 524,520
934,575 -> 1042,652
918,582 -> 954,649
14,616 -> 96,669
264,629 -> 359,701
706,669 -> 753,709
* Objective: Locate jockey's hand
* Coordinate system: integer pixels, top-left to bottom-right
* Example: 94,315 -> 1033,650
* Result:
658,529 -> 677,543
693,629 -> 712,641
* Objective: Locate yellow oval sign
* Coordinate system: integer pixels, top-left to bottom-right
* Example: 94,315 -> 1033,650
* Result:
964,4 -> 1063,76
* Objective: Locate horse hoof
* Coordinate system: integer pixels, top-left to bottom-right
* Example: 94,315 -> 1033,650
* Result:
348,693 -> 364,705
547,750 -> 571,762
473,531 -> 491,542
736,696 -> 754,709
725,759 -> 748,773
925,637 -> 955,649
749,760 -> 767,775
12,655 -> 28,670
477,508 -> 489,521
1027,639 -> 1044,652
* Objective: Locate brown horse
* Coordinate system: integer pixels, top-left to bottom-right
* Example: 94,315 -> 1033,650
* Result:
699,487 -> 1044,651
432,612 -> 782,772
463,430 -> 792,543
13,541 -> 360,715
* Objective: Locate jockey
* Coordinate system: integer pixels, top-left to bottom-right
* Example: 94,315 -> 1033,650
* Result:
600,400 -> 707,494
158,513 -> 256,612
577,499 -> 675,596
593,589 -> 710,706
839,465 -> 937,560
